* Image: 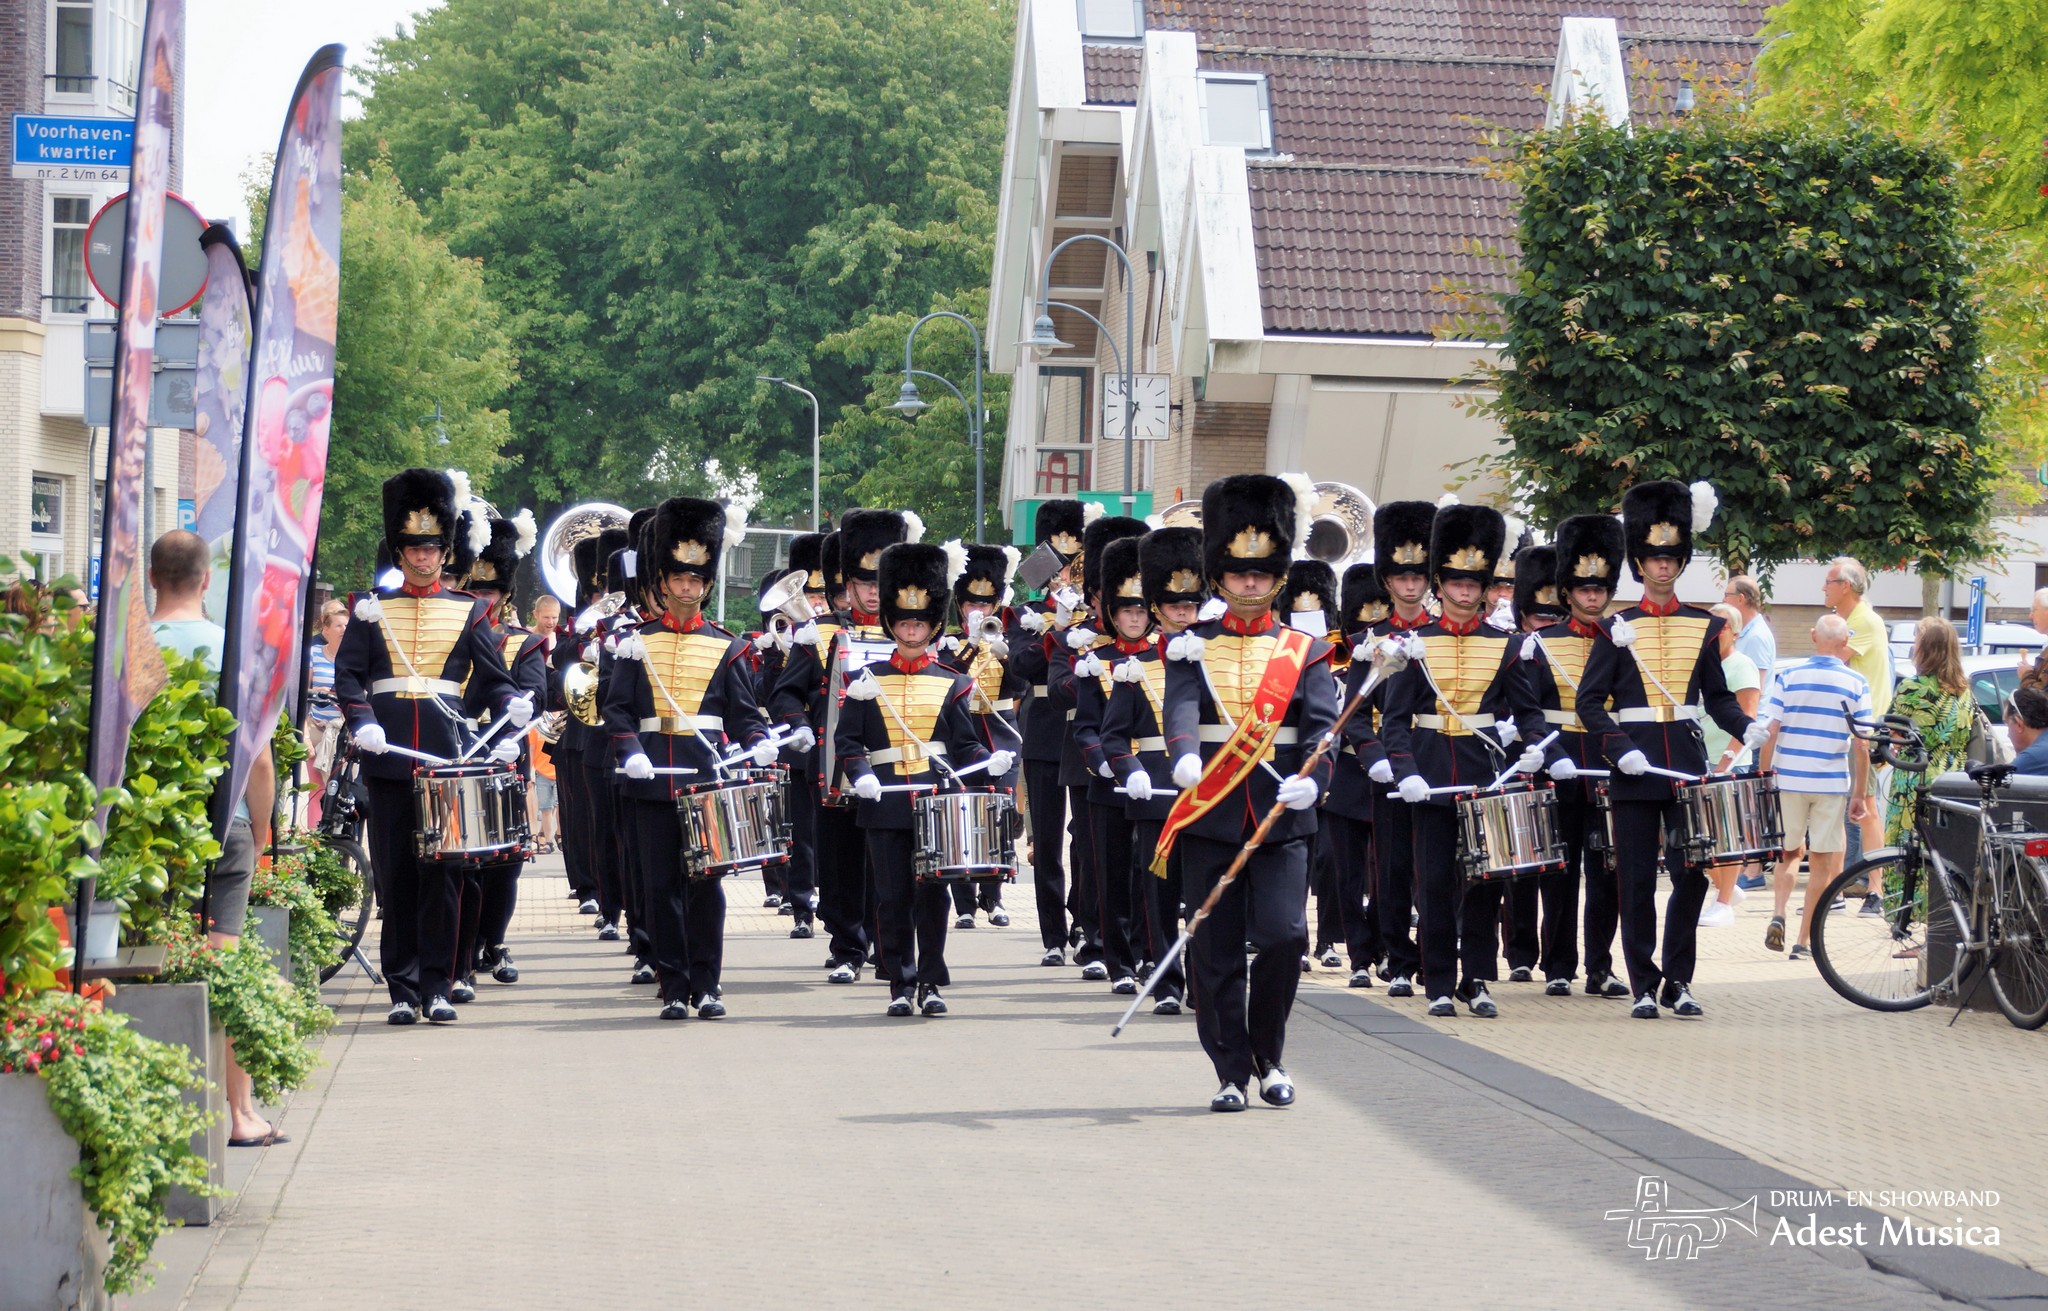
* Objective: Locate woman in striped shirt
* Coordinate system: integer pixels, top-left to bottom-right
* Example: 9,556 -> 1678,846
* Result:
303,599 -> 347,828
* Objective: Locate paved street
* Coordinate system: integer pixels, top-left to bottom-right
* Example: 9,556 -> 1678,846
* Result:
125,857 -> 2048,1310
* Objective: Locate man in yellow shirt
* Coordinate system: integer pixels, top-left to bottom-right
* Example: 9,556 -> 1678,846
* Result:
1824,557 -> 1890,863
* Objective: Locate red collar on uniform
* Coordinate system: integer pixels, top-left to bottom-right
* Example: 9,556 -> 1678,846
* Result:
400,580 -> 442,598
660,611 -> 705,634
1438,614 -> 1481,637
1638,597 -> 1682,618
890,649 -> 933,674
851,608 -> 879,627
1113,634 -> 1153,655
1568,616 -> 1602,639
1219,611 -> 1275,636
1388,610 -> 1428,632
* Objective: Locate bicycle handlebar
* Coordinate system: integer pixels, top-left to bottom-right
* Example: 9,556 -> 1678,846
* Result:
1843,710 -> 1931,774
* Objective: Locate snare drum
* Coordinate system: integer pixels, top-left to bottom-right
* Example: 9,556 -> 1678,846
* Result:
1675,771 -> 1784,866
1456,781 -> 1566,883
678,768 -> 791,878
1586,778 -> 1616,867
912,789 -> 1017,882
414,763 -> 528,864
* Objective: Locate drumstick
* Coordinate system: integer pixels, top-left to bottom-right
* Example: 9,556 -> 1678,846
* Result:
614,766 -> 699,776
1113,637 -> 1412,1037
455,710 -> 520,764
383,743 -> 453,766
1641,764 -> 1701,783
1480,729 -> 1559,792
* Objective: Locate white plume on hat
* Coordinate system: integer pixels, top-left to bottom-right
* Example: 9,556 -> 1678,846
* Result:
445,467 -> 472,510
512,508 -> 537,557
902,510 -> 925,544
722,502 -> 749,551
1280,471 -> 1315,560
1000,545 -> 1021,580
1437,492 -> 1460,508
941,538 -> 969,587
1690,481 -> 1718,533
464,499 -> 491,558
1083,501 -> 1104,526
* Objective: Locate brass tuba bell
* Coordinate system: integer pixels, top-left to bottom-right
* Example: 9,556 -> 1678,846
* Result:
539,502 -> 631,604
1302,481 -> 1376,570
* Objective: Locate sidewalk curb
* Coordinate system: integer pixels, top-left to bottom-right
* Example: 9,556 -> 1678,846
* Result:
1296,989 -> 2048,1310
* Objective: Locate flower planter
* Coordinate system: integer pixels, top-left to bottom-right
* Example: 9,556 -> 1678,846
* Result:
106,983 -> 226,1225
247,905 -> 293,982
0,1073 -> 112,1310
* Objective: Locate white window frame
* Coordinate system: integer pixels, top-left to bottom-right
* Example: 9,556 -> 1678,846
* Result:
1196,71 -> 1275,154
1076,0 -> 1143,42
45,0 -> 96,103
106,0 -> 144,114
31,473 -> 67,543
46,192 -> 95,318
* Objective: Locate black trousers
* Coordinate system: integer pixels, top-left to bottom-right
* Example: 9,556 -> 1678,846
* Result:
1023,761 -> 1068,950
365,777 -> 462,1007
1534,787 -> 1593,981
1130,818 -> 1184,1002
1310,828 -> 1343,953
1322,811 -> 1379,972
632,799 -> 727,1004
815,800 -> 870,967
1183,834 -> 1306,1087
1411,804 -> 1506,1000
453,856 -> 521,976
865,827 -> 951,998
1583,797 -> 1621,982
782,768 -> 819,923
1089,801 -> 1141,979
951,877 -> 1002,916
1504,874 -> 1540,972
1067,784 -> 1105,964
580,758 -> 626,926
1370,789 -> 1419,980
1611,798 -> 1710,997
621,800 -> 654,963
556,751 -> 594,899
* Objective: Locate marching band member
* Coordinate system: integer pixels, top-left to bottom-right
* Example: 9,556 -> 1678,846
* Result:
750,568 -> 794,913
1012,498 -> 1091,965
551,533 -> 605,915
1322,562 -> 1388,988
1154,475 -> 1337,1112
1576,482 -> 1758,1019
1497,543 -> 1569,989
581,527 -> 635,946
764,532 -> 827,935
935,541 -> 1023,930
1071,528 -> 1152,993
333,469 -> 525,1025
604,496 -> 769,1021
1508,521 -> 1631,997
1381,501 -> 1520,1020
836,543 -> 1004,1016
1277,560 -> 1343,972
1061,514 -> 1149,986
1101,526 -> 1206,1015
1362,501 -> 1437,997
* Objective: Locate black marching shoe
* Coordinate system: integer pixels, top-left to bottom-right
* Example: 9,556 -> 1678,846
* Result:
918,984 -> 948,1017
1110,975 -> 1139,996
989,907 -> 1011,927
1426,995 -> 1456,1018
1040,948 -> 1065,967
577,898 -> 600,916
1152,996 -> 1182,1016
789,921 -> 814,939
425,996 -> 459,1024
1544,977 -> 1572,997
1317,946 -> 1342,969
630,960 -> 657,985
1507,966 -> 1534,983
696,996 -> 727,1020
955,913 -> 976,929
1210,1083 -> 1248,1112
1660,980 -> 1703,1017
764,893 -> 783,909
1079,961 -> 1110,982
1631,993 -> 1660,1019
1587,972 -> 1630,998
779,901 -> 796,916
827,961 -> 861,984
386,1002 -> 418,1026
1256,1062 -> 1295,1107
886,994 -> 915,1018
1348,968 -> 1375,988
1385,976 -> 1415,998
596,920 -> 621,942
1461,983 -> 1499,1018
490,948 -> 519,984
659,997 -> 691,1021
449,978 -> 476,1004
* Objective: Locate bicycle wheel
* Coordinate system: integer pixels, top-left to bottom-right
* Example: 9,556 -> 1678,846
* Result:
316,835 -> 375,983
1988,856 -> 2048,1030
1811,855 -> 1934,1011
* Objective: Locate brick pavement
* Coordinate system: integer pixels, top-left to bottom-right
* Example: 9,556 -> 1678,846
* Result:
128,855 -> 2020,1309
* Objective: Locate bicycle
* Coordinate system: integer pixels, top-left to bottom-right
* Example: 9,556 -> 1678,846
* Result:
312,717 -> 379,984
1809,713 -> 2048,1029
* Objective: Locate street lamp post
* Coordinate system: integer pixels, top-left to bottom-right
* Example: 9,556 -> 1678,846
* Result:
1025,233 -> 1137,518
757,376 -> 821,531
887,311 -> 986,543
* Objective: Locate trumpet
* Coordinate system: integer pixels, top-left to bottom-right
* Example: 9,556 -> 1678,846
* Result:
974,615 -> 1006,644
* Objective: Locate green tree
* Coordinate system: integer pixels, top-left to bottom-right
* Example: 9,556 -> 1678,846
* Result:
1476,111 -> 1996,579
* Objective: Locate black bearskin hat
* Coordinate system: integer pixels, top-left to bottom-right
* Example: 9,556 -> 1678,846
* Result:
1098,536 -> 1147,613
572,535 -> 603,606
444,509 -> 477,583
820,531 -> 845,596
1278,560 -> 1338,634
1494,521 -> 1534,588
952,542 -> 1019,611
1554,514 -> 1624,595
1511,545 -> 1567,625
1140,527 -> 1206,610
1340,563 -> 1390,634
789,533 -> 827,596
383,468 -> 456,553
878,542 -> 950,630
628,506 -> 655,564
646,497 -> 728,582
593,528 -> 629,595
467,512 -> 534,593
1201,474 -> 1301,587
1373,500 -> 1435,587
1034,498 -> 1092,564
1082,515 -> 1148,602
840,509 -> 922,583
1622,480 -> 1698,577
1429,503 -> 1506,587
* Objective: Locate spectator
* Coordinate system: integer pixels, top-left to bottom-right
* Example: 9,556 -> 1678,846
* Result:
527,722 -> 560,854
2016,589 -> 2048,693
2010,687 -> 2048,774
1824,557 -> 1891,869
530,595 -> 560,646
1756,613 -> 1872,962
1887,618 -> 1975,845
303,599 -> 348,829
1700,603 -> 1765,926
1722,574 -> 1776,688
148,530 -> 283,1148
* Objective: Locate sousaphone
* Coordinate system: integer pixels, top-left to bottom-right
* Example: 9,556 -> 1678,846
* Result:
539,502 -> 631,603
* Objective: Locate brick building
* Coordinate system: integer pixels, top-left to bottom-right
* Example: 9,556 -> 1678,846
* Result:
2,0 -> 183,586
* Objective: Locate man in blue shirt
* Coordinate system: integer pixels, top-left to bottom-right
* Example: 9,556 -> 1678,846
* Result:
2009,688 -> 2048,774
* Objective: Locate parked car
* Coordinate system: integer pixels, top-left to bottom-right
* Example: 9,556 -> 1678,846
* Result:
1893,652 -> 2017,758
1890,619 -> 2044,667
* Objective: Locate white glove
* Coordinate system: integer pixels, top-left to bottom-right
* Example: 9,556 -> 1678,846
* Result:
1743,719 -> 1772,750
1516,744 -> 1545,774
853,773 -> 883,801
1067,627 -> 1099,651
1398,774 -> 1431,804
505,694 -> 534,728
986,636 -> 1010,660
750,738 -> 778,767
1020,610 -> 1048,634
1368,758 -> 1395,785
1617,750 -> 1649,777
793,620 -> 821,647
1172,754 -> 1203,789
623,753 -> 655,781
490,738 -> 521,765
788,726 -> 817,753
1074,653 -> 1104,679
1097,761 -> 1113,779
1124,771 -> 1155,801
353,723 -> 388,754
753,630 -> 777,651
1166,633 -> 1206,663
1276,775 -> 1318,811
1496,719 -> 1520,746
986,750 -> 1015,777
1548,756 -> 1579,782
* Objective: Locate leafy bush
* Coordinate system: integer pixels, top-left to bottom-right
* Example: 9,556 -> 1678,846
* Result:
153,916 -> 331,1101
1,991 -> 215,1294
250,848 -> 343,1002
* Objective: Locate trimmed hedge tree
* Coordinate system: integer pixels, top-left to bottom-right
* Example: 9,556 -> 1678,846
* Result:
1479,112 -> 1996,578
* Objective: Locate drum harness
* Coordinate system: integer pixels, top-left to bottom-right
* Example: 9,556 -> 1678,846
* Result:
1611,617 -> 1710,758
367,605 -> 483,761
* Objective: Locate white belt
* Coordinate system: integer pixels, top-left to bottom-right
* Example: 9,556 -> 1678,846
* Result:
372,676 -> 460,698
1132,736 -> 1165,753
1031,684 -> 1048,697
639,714 -> 724,733
1066,708 -> 1076,722
986,698 -> 1016,712
1542,709 -> 1583,728
1197,724 -> 1298,744
868,743 -> 949,766
1617,705 -> 1700,724
1413,713 -> 1495,731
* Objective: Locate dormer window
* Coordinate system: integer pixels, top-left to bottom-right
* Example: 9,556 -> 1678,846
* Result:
1077,0 -> 1142,42
1197,72 -> 1273,153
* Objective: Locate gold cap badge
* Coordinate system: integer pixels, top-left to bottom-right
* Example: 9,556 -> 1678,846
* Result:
1535,585 -> 1560,607
860,548 -> 882,571
402,508 -> 442,536
1390,541 -> 1427,566
1496,557 -> 1516,580
1117,576 -> 1144,599
1291,592 -> 1325,614
673,539 -> 711,565
806,570 -> 826,591
469,561 -> 499,583
1572,553 -> 1609,579
896,585 -> 929,610
967,577 -> 997,598
1358,600 -> 1390,624
1049,532 -> 1080,556
1646,523 -> 1681,547
1446,545 -> 1491,572
1167,569 -> 1201,594
1228,527 -> 1276,559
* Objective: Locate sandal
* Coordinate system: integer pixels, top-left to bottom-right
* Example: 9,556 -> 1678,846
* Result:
228,1121 -> 291,1147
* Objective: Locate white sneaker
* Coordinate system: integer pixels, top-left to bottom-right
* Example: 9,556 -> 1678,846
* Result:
1697,900 -> 1735,928
1730,882 -> 1748,905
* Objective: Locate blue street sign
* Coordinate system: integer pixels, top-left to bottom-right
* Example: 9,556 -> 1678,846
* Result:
11,114 -> 132,180
1966,576 -> 1987,649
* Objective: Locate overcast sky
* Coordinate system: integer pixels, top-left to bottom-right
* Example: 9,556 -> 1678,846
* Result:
183,0 -> 445,233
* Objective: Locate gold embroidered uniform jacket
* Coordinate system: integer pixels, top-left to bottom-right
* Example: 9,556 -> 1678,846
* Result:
767,611 -> 887,791
1577,604 -> 1751,803
333,583 -> 515,781
934,621 -> 1024,783
1099,640 -> 1175,821
833,655 -> 992,830
1379,620 -> 1518,804
601,615 -> 767,802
